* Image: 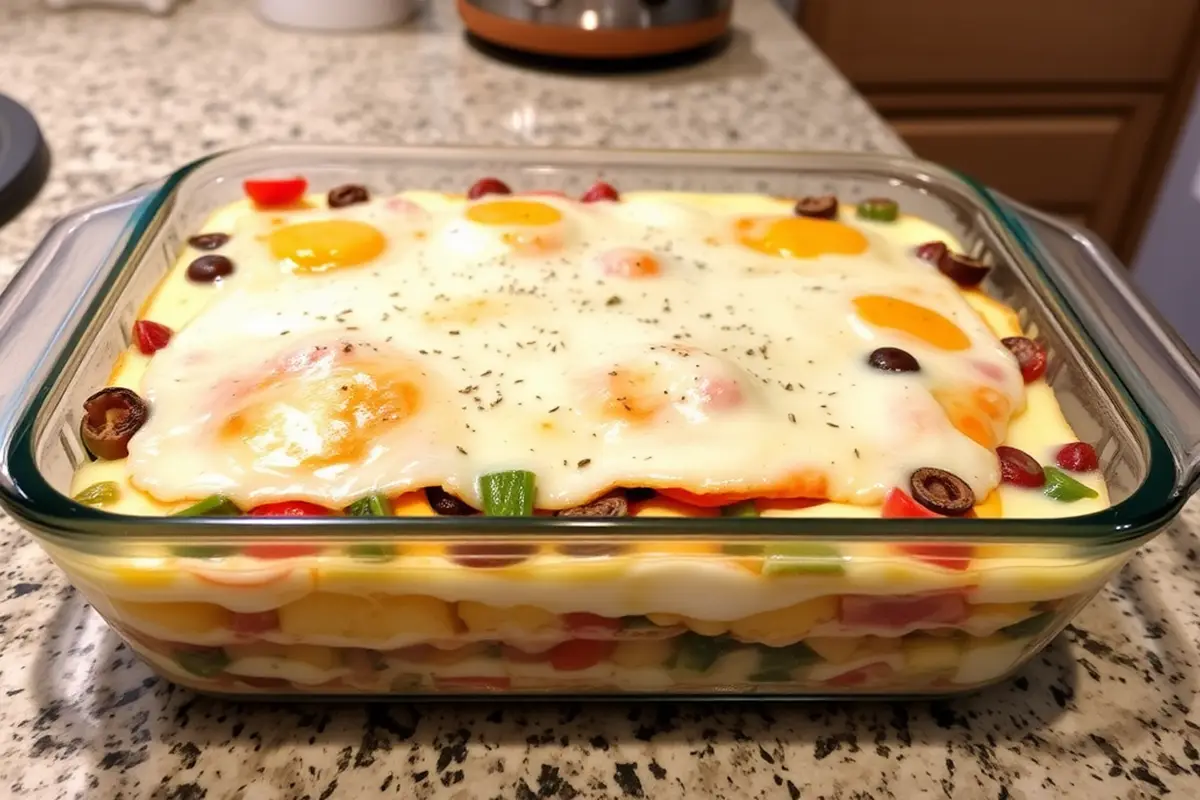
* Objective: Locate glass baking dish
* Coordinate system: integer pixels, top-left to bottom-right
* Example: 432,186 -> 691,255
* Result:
1,144 -> 1198,699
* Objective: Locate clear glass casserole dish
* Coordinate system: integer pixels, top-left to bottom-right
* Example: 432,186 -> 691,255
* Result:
1,144 -> 1198,699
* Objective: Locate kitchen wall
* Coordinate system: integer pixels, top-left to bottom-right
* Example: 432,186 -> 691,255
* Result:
1132,83 -> 1200,354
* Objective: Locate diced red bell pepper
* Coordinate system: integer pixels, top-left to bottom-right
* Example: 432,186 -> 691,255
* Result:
229,610 -> 280,634
659,488 -> 825,509
826,662 -> 893,688
562,612 -> 623,634
840,592 -> 968,629
133,320 -> 173,355
547,639 -> 617,672
434,676 -> 512,692
895,543 -> 974,571
241,543 -> 324,558
881,487 -> 942,519
243,177 -> 308,208
882,488 -> 973,569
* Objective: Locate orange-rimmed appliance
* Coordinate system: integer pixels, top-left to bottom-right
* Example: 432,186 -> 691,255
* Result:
458,0 -> 733,59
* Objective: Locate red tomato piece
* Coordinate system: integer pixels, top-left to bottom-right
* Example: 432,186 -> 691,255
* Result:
562,612 -> 623,633
581,181 -> 620,203
241,543 -> 323,559
1001,336 -> 1048,383
133,320 -> 173,355
467,177 -> 511,199
229,609 -> 280,634
547,639 -> 617,672
881,488 -> 942,519
249,501 -> 332,517
840,592 -> 968,629
1055,442 -> 1099,472
244,502 -> 329,557
243,177 -> 308,207
434,676 -> 512,692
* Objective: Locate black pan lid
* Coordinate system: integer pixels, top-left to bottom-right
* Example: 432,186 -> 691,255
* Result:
0,94 -> 50,228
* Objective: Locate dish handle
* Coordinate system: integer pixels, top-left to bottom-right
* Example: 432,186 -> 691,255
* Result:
0,187 -> 153,491
994,193 -> 1200,499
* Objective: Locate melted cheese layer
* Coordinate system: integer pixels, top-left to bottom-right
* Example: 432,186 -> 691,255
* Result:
117,193 -> 1024,509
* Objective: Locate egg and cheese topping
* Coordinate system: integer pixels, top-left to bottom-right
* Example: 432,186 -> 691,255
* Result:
95,190 -> 1042,513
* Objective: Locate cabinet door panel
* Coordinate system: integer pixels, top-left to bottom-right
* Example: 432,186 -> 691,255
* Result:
803,0 -> 1197,86
870,93 -> 1162,244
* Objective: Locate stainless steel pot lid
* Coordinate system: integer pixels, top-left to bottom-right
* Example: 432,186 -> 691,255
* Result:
0,95 -> 50,228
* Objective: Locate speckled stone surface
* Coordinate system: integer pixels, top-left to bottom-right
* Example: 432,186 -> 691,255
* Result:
1,1 -> 1199,798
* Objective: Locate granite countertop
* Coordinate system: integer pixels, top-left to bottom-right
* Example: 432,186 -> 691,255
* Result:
1,1 -> 1198,797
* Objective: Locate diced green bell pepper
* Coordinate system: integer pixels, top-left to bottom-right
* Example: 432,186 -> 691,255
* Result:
175,648 -> 231,677
999,611 -> 1055,639
668,632 -> 727,673
478,470 -> 536,516
174,495 -> 241,517
73,481 -> 120,507
1042,467 -> 1099,502
761,542 -> 846,576
748,641 -> 818,682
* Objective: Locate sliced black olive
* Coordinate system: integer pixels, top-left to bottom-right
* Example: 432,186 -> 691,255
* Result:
447,542 -> 537,569
556,542 -> 629,557
936,252 -> 991,287
910,467 -> 975,516
425,486 -> 477,516
555,494 -> 633,556
187,233 -> 230,251
556,495 -> 628,518
624,487 -> 657,504
793,195 -> 839,220
867,347 -> 920,373
327,184 -> 370,208
186,254 -> 235,283
81,387 -> 149,460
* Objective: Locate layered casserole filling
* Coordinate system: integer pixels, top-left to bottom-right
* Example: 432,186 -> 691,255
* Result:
61,177 -> 1115,693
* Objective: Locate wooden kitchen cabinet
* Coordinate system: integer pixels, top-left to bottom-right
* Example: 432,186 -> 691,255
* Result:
800,0 -> 1200,261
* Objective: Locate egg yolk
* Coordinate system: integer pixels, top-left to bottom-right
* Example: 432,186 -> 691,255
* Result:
220,356 -> 420,468
465,200 -> 562,227
600,248 -> 662,279
268,220 -> 387,273
738,217 -> 868,259
854,295 -> 971,351
933,386 -> 1011,449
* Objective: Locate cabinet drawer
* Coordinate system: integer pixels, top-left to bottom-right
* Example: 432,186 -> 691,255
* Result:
870,93 -> 1162,242
803,0 -> 1197,86
890,115 -> 1117,206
